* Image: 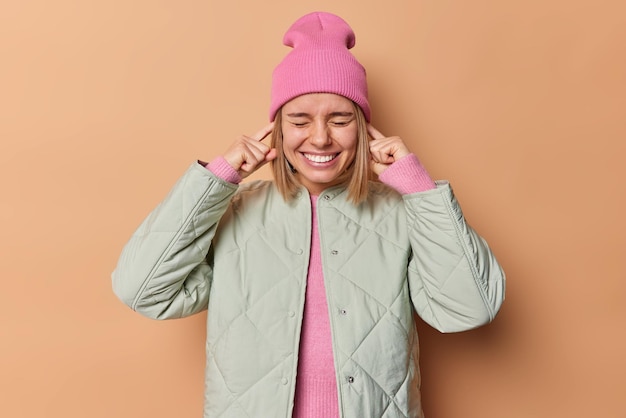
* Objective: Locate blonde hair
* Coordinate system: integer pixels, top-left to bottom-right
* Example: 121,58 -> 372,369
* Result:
270,101 -> 371,204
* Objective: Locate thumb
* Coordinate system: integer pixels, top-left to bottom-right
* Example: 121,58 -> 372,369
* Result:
265,148 -> 278,162
369,159 -> 388,176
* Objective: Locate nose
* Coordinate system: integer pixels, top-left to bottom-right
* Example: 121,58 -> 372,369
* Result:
309,120 -> 331,147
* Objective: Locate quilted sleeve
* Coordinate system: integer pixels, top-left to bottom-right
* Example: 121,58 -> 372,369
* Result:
405,181 -> 505,333
112,162 -> 238,320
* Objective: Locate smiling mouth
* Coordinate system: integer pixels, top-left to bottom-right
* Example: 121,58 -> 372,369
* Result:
303,153 -> 338,163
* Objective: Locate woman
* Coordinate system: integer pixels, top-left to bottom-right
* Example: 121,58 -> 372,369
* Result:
112,11 -> 505,418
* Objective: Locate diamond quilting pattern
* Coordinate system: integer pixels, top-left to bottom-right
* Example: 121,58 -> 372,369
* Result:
206,196 -> 309,412
318,192 -> 419,404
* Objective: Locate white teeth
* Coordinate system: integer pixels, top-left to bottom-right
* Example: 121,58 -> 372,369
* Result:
304,153 -> 336,163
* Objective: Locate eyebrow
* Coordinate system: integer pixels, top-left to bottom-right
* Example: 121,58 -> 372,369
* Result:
285,112 -> 354,118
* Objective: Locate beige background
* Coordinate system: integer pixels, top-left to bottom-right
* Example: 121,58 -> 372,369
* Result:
1,0 -> 625,417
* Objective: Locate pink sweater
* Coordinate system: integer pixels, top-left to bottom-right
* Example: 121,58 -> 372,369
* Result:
206,154 -> 435,417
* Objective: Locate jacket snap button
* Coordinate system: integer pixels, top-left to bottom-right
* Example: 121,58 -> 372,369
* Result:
347,376 -> 354,383
340,309 -> 347,315
281,378 -> 288,385
323,195 -> 331,200
331,250 -> 338,255
288,311 -> 295,317
296,249 -> 303,255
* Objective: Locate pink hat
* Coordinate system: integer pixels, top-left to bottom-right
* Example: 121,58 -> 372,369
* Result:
269,12 -> 370,122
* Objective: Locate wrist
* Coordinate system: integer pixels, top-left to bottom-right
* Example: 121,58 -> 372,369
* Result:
206,156 -> 242,184
378,153 -> 435,194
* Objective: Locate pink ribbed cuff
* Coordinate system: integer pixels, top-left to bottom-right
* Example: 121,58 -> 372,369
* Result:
378,153 -> 436,194
204,156 -> 242,184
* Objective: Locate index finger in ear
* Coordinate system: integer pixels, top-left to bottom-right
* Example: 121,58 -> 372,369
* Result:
367,124 -> 385,140
251,122 -> 275,142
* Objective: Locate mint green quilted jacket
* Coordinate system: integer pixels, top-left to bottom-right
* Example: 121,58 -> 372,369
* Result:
112,162 -> 505,418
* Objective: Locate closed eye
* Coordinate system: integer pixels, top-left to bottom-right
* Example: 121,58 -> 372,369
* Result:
329,119 -> 353,127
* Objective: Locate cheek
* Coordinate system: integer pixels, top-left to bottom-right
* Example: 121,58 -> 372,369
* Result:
337,130 -> 358,154
281,134 -> 298,154
283,131 -> 311,153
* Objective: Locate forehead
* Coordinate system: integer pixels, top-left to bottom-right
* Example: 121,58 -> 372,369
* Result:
282,93 -> 353,114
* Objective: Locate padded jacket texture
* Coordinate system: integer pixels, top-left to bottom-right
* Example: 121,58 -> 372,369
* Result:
112,162 -> 505,418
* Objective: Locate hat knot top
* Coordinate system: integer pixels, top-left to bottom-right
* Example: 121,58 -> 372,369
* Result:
269,12 -> 370,122
283,12 -> 356,50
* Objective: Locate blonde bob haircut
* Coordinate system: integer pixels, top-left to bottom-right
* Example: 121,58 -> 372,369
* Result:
270,101 -> 371,205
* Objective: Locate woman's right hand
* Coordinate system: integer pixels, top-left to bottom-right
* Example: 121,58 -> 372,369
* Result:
222,122 -> 277,179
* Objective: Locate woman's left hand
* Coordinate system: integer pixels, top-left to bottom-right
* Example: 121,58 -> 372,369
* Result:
367,124 -> 411,175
